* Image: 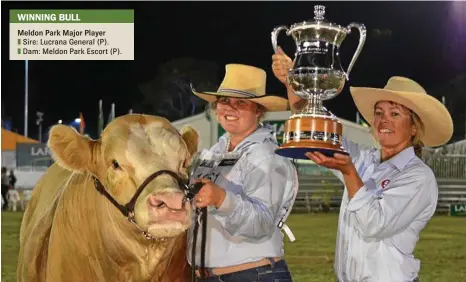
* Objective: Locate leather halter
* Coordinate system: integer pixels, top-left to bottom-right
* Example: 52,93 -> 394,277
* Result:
93,168 -> 208,282
93,169 -> 190,241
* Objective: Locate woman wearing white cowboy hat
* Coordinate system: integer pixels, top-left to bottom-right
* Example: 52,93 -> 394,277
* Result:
272,50 -> 453,282
187,64 -> 299,282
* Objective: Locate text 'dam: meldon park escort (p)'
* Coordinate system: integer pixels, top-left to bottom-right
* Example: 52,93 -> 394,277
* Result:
9,9 -> 134,60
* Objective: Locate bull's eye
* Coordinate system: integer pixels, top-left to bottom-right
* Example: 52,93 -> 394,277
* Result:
112,160 -> 120,169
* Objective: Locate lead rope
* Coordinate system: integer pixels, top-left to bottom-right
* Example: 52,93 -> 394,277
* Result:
191,209 -> 198,281
190,206 -> 207,282
190,137 -> 231,282
200,207 -> 207,280
187,182 -> 207,282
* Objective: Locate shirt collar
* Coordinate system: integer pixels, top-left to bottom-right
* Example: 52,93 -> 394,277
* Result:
369,146 -> 416,171
388,146 -> 416,171
219,123 -> 277,152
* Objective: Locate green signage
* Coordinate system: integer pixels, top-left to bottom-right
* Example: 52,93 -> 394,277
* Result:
10,10 -> 134,23
449,204 -> 466,217
217,120 -> 286,144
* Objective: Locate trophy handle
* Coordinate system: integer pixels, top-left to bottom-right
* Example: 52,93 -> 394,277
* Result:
271,25 -> 289,54
343,23 -> 367,80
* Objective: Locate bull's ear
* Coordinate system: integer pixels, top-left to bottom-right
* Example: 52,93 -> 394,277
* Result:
180,125 -> 199,157
47,125 -> 94,173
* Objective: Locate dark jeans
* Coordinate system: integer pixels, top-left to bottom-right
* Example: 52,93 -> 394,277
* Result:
1,185 -> 8,210
197,259 -> 293,282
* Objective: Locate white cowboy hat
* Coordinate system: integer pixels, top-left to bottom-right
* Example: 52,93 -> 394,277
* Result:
192,64 -> 288,112
350,76 -> 453,147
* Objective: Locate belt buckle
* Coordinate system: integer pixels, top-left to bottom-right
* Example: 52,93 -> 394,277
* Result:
197,267 -> 211,278
203,268 -> 211,278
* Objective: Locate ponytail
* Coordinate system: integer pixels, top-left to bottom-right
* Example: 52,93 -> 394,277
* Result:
409,110 -> 425,158
413,140 -> 424,158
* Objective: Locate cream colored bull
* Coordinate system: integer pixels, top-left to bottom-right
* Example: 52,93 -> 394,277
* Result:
17,114 -> 199,282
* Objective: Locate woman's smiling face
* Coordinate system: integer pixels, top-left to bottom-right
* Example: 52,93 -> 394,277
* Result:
216,97 -> 260,136
373,100 -> 416,151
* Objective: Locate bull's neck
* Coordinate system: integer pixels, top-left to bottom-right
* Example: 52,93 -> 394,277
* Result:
99,211 -> 169,280
40,169 -> 186,282
126,235 -> 186,281
82,172 -> 188,281
137,239 -> 174,281
101,205 -> 185,281
76,175 -> 164,281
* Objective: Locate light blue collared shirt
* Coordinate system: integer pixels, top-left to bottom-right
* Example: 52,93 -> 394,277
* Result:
333,138 -> 438,282
186,124 -> 299,268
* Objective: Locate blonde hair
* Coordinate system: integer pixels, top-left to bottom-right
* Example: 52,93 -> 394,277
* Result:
208,98 -> 267,122
410,110 -> 425,157
372,101 -> 425,158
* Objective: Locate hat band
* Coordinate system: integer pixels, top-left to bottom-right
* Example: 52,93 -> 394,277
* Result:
218,88 -> 258,98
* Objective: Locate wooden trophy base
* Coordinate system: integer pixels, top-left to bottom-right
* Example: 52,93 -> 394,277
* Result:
275,115 -> 348,160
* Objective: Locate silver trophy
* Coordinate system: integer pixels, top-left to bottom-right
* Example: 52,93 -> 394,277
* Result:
271,5 -> 367,159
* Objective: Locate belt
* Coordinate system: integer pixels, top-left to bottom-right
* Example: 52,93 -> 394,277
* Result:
195,257 -> 283,278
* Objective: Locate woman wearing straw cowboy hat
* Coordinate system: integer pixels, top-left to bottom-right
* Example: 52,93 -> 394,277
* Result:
272,50 -> 453,282
187,64 -> 299,282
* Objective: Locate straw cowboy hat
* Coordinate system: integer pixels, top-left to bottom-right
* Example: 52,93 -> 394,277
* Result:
192,64 -> 288,112
350,76 -> 454,147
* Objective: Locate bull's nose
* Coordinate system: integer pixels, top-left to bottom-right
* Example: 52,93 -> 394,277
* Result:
165,207 -> 189,221
148,192 -> 186,211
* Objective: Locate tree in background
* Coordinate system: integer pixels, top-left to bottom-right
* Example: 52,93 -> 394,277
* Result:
137,57 -> 220,121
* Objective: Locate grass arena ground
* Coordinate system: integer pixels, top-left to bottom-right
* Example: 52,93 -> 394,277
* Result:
2,212 -> 465,281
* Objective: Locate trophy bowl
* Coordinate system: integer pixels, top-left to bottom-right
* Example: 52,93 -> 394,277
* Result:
271,5 -> 367,160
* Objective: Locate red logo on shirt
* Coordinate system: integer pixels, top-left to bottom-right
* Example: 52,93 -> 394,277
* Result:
381,179 -> 390,189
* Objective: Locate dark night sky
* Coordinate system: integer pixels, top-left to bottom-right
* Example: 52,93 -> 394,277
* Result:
2,1 -> 465,140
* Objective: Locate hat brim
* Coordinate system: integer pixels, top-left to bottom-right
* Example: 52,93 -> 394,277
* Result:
193,90 -> 289,112
350,86 -> 453,147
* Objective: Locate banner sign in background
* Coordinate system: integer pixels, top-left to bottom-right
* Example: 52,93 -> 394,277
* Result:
9,9 -> 134,60
16,143 -> 53,167
450,204 -> 466,217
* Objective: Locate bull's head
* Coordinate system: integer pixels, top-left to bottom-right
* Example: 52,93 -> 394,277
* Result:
47,114 -> 199,240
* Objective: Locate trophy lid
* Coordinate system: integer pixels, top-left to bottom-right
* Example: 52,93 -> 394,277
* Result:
289,5 -> 347,34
